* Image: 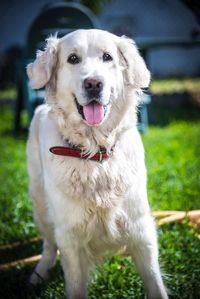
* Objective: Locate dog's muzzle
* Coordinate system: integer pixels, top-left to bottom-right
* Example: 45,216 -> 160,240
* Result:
74,78 -> 110,126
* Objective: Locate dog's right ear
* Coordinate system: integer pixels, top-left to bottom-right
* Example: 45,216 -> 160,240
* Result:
26,36 -> 59,89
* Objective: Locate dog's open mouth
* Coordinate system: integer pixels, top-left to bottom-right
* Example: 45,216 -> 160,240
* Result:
75,98 -> 108,126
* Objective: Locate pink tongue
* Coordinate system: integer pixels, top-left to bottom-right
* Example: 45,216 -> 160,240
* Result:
83,102 -> 104,125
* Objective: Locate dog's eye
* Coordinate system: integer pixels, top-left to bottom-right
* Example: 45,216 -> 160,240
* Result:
103,53 -> 113,62
67,54 -> 80,64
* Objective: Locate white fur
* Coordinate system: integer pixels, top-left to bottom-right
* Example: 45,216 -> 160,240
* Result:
26,29 -> 168,299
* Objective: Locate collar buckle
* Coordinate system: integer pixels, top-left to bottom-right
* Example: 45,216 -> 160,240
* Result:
99,150 -> 103,162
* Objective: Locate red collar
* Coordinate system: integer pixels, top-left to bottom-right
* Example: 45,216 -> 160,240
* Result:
49,146 -> 112,162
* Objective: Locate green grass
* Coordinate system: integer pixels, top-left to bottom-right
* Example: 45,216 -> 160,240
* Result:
0,101 -> 200,298
0,108 -> 36,245
144,122 -> 200,211
0,88 -> 16,100
150,78 -> 200,94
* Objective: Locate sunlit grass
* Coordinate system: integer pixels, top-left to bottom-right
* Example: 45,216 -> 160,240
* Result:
0,88 -> 17,100
150,78 -> 200,94
143,121 -> 200,211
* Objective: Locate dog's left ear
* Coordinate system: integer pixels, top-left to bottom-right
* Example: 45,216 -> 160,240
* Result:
26,36 -> 59,89
117,36 -> 150,88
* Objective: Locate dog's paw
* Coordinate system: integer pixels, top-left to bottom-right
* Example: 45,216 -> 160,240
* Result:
29,270 -> 45,285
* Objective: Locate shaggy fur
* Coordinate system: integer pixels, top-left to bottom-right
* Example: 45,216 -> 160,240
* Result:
26,29 -> 168,299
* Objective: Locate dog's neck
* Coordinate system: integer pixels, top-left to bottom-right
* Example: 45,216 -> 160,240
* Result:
49,139 -> 114,162
50,110 -> 112,155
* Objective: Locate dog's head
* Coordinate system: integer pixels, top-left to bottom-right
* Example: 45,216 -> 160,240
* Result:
27,29 -> 150,128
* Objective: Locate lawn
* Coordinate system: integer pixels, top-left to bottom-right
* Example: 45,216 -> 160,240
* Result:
150,78 -> 200,94
0,94 -> 200,298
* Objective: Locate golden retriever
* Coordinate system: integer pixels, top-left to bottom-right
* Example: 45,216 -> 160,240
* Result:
26,29 -> 168,299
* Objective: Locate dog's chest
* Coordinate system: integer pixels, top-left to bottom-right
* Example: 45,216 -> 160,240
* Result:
72,204 -> 124,257
50,154 -> 133,208
44,149 -> 136,256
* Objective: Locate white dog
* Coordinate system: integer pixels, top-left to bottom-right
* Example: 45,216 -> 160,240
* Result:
26,29 -> 168,299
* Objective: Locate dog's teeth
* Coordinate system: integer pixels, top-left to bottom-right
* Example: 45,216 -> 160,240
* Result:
104,106 -> 108,115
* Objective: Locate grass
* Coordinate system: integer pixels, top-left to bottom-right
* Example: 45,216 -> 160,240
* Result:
0,87 -> 16,100
0,108 -> 36,245
150,78 -> 200,94
0,95 -> 200,298
144,122 -> 200,211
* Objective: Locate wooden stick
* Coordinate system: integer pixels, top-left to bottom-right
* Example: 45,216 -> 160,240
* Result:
157,212 -> 186,225
0,254 -> 42,270
0,237 -> 41,251
152,210 -> 184,218
187,210 -> 200,220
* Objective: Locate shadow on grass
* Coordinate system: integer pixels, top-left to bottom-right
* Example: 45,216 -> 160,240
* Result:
2,128 -> 28,141
0,265 -> 38,299
0,102 -> 28,140
0,238 -> 42,298
0,238 -> 42,265
148,93 -> 200,126
0,262 -> 64,299
0,236 -> 64,299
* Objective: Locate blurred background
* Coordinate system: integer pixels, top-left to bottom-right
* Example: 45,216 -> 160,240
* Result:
0,1 -> 200,299
1,0 -> 200,128
1,0 -> 200,84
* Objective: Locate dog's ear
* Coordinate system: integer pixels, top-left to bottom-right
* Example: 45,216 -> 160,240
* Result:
117,36 -> 150,89
26,36 -> 59,89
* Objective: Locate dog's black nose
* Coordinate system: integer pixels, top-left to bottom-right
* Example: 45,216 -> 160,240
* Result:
83,78 -> 103,97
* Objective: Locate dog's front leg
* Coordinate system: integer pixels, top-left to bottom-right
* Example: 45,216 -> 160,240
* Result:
55,229 -> 88,299
127,215 -> 168,299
